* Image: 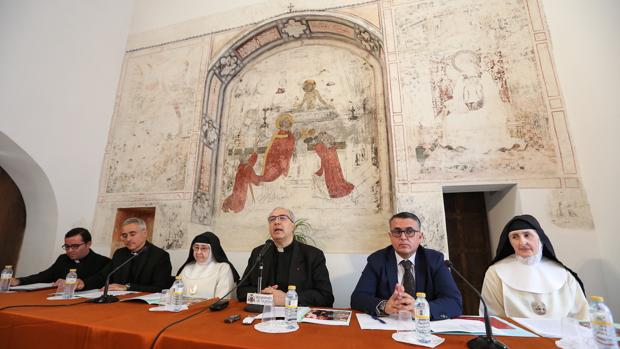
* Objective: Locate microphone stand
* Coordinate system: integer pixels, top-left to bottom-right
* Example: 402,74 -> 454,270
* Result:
243,260 -> 265,313
445,260 -> 508,349
89,247 -> 146,304
210,240 -> 273,312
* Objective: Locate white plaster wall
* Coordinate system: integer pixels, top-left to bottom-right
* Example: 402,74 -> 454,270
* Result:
542,0 -> 620,313
0,0 -> 134,275
485,185 -> 520,258
129,0 -> 620,311
2,0 -> 617,313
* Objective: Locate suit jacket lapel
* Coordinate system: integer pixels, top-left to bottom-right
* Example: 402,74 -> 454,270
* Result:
414,246 -> 427,293
386,247 -> 398,292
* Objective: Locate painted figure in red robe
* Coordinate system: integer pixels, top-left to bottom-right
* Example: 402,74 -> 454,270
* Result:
313,132 -> 354,198
258,113 -> 296,182
222,152 -> 259,213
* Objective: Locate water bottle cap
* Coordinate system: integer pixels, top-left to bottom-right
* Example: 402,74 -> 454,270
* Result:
591,296 -> 604,302
288,285 -> 296,290
416,292 -> 426,297
69,269 -> 77,272
175,276 -> 182,280
5,265 -> 12,268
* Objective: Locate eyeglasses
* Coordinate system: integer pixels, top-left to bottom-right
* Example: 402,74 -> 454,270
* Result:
62,243 -> 86,250
267,215 -> 292,223
389,228 -> 420,238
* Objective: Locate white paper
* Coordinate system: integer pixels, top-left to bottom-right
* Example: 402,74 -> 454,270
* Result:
46,295 -> 81,300
246,292 -> 274,305
356,313 -> 401,330
392,332 -> 445,348
254,320 -> 299,333
10,283 -> 54,291
511,318 -> 562,338
149,305 -> 189,312
430,319 -> 487,333
357,314 -> 507,335
512,317 -> 594,339
74,290 -> 137,299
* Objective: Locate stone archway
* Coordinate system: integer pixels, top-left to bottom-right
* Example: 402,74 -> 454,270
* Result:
192,13 -> 393,253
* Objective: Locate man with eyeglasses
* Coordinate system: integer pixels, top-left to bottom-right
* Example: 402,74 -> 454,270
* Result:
351,212 -> 462,320
236,207 -> 334,307
10,228 -> 110,290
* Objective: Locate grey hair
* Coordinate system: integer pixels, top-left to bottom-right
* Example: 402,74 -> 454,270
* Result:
121,217 -> 147,231
269,207 -> 295,222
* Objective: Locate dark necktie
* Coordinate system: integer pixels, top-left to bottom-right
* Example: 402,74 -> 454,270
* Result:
400,260 -> 415,297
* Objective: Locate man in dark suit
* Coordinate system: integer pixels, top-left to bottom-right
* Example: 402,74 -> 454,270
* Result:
236,207 -> 334,307
84,217 -> 172,292
351,212 -> 462,320
10,228 -> 110,290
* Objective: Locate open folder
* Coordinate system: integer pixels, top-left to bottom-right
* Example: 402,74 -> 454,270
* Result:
356,314 -> 536,337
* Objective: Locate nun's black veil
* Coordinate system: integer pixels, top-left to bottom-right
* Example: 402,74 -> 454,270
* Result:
176,232 -> 240,282
489,214 -> 585,294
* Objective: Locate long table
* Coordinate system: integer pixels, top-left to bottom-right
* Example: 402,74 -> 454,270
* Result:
0,290 -> 557,349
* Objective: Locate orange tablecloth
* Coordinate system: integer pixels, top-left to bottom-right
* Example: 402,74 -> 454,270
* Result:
0,290 -> 557,349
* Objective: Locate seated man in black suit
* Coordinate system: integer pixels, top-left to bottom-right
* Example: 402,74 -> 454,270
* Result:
10,227 -> 110,290
236,207 -> 334,307
85,217 -> 172,292
351,212 -> 462,320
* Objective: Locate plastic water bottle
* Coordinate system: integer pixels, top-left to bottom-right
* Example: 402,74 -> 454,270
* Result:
590,296 -> 619,349
284,285 -> 299,327
0,265 -> 13,292
171,276 -> 185,311
414,292 -> 431,343
63,269 -> 78,299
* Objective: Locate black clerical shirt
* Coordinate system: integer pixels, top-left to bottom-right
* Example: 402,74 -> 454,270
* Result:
17,250 -> 110,285
274,243 -> 293,291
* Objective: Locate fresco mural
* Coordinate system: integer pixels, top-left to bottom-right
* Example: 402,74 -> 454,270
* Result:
92,1 -> 594,256
393,0 -> 562,181
105,44 -> 202,193
211,42 -> 391,251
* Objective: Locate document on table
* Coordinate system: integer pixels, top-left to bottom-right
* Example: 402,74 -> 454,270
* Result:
357,314 -> 536,337
512,317 -> 568,337
511,317 -> 592,338
437,316 -> 537,337
356,313 -> 401,330
10,283 -> 54,291
74,290 -> 137,299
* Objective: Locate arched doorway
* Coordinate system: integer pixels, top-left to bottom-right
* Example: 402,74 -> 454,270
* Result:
0,131 -> 58,275
0,166 -> 26,267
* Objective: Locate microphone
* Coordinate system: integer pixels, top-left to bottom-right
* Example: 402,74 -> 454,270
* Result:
209,240 -> 274,312
89,246 -> 147,304
257,239 -> 274,260
242,239 -> 274,313
444,260 -> 508,349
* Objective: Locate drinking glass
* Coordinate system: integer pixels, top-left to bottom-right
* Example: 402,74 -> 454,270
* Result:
261,302 -> 275,327
398,310 -> 414,334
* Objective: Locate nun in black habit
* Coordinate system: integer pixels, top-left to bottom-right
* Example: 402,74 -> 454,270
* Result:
479,215 -> 589,320
176,232 -> 240,299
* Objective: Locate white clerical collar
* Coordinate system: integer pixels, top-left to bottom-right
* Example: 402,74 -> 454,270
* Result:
395,251 -> 416,266
495,255 -> 567,293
